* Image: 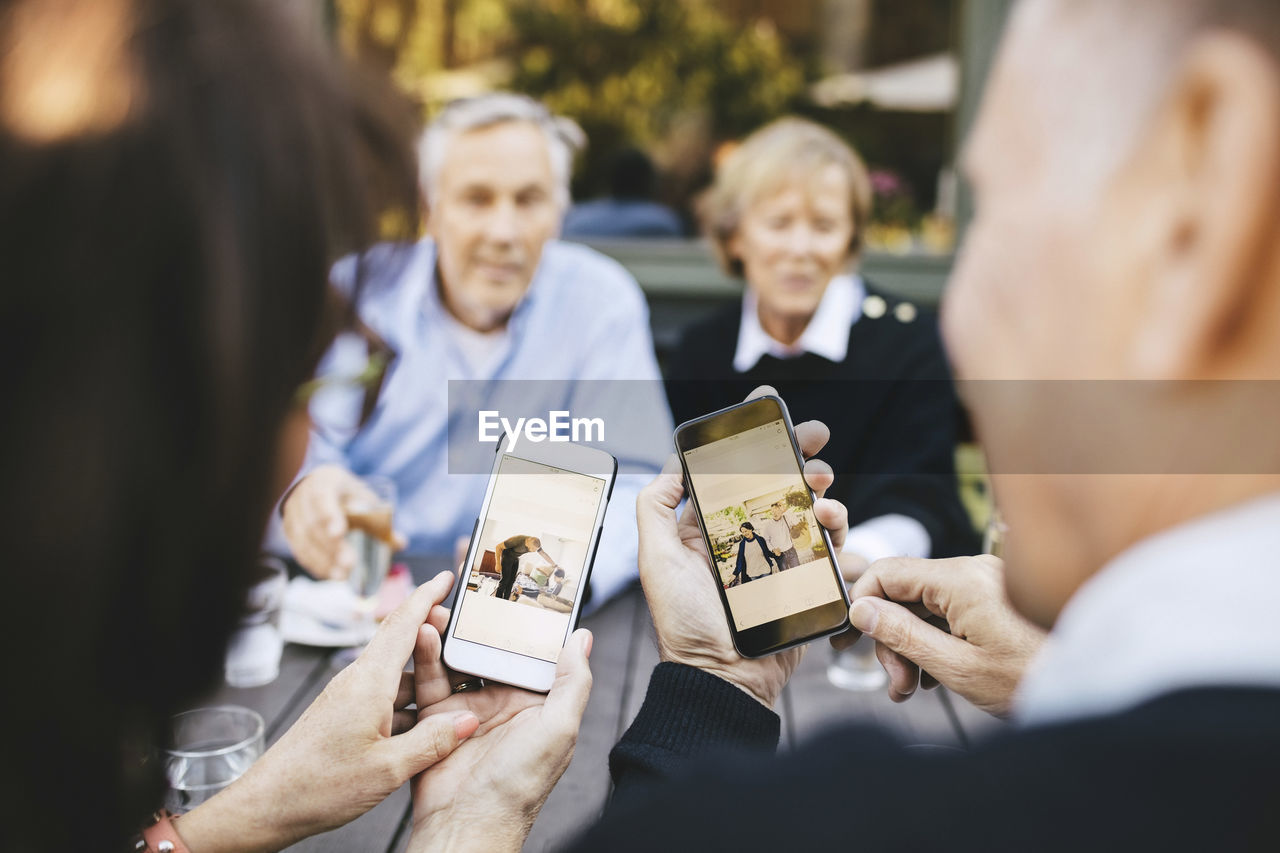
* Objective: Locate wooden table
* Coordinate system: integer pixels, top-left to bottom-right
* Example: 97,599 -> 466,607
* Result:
201,556 -> 1001,852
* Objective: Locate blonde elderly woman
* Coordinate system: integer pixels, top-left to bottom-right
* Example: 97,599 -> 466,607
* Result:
666,118 -> 976,567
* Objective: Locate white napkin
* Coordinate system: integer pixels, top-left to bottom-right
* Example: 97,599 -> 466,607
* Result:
280,577 -> 372,647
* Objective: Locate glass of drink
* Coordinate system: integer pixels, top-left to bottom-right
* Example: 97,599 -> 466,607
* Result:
827,636 -> 889,691
164,705 -> 264,813
224,557 -> 288,688
344,475 -> 397,638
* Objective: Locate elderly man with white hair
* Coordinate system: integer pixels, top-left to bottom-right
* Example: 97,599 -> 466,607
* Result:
279,93 -> 671,609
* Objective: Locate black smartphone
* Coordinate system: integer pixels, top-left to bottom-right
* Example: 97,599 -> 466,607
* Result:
675,395 -> 850,657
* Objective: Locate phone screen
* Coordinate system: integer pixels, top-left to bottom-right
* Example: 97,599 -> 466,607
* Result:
679,401 -> 847,648
452,454 -> 606,662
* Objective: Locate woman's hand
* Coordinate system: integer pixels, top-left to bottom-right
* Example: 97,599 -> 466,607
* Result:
636,386 -> 849,709
176,572 -> 479,853
406,608 -> 594,853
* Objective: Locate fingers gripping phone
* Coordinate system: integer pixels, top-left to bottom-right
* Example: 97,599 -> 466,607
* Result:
442,440 -> 616,692
676,395 -> 850,657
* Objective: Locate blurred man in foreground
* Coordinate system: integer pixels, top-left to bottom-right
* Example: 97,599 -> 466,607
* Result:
550,0 -> 1279,847
279,93 -> 671,609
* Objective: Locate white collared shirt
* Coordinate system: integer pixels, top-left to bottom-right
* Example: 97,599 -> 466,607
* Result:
733,273 -> 864,373
1015,492 -> 1280,728
733,273 -> 931,562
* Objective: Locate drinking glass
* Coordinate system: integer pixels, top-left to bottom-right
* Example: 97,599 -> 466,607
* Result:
827,636 -> 889,691
164,706 -> 264,813
344,475 -> 397,639
224,557 -> 288,688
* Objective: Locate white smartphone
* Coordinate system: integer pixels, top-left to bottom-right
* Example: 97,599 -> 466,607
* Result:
442,440 -> 617,692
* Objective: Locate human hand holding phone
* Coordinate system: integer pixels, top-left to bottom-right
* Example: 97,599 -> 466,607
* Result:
636,387 -> 848,709
407,601 -> 593,853
174,572 -> 479,853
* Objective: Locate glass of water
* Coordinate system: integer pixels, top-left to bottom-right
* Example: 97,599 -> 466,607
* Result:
344,475 -> 397,636
827,636 -> 889,691
164,705 -> 264,813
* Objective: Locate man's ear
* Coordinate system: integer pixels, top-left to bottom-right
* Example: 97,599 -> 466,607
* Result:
1127,33 -> 1280,379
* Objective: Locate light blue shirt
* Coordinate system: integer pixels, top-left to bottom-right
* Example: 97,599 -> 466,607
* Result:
295,238 -> 672,608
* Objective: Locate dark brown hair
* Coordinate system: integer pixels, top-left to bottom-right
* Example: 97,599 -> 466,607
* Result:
0,0 -> 417,847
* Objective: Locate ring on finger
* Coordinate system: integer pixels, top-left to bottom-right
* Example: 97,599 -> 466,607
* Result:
451,678 -> 486,694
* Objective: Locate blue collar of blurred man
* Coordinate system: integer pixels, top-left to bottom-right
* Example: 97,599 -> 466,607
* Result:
272,93 -> 671,611
278,231 -> 672,610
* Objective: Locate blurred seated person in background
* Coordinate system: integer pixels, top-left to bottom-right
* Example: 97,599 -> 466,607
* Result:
666,118 -> 976,570
1,1 -> 592,849
562,146 -> 685,238
279,93 -> 672,609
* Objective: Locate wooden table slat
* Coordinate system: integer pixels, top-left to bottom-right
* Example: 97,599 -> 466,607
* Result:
521,584 -> 642,851
201,645 -> 333,744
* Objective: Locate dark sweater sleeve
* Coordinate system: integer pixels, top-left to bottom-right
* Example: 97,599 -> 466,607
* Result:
572,688 -> 1280,853
608,662 -> 780,806
838,318 -> 979,557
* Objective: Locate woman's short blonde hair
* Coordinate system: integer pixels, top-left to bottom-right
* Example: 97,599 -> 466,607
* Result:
699,117 -> 873,279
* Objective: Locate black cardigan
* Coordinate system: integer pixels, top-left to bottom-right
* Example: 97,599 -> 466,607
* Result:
666,285 -> 978,558
570,663 -> 1280,852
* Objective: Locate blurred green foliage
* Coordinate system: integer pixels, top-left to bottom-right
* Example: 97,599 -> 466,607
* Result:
332,0 -> 955,237
336,0 -> 815,201
505,0 -> 813,195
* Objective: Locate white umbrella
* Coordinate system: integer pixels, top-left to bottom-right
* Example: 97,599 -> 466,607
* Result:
811,52 -> 958,113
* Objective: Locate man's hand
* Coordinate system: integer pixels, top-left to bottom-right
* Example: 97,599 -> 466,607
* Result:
837,550 -> 871,586
175,573 -> 479,853
281,464 -> 406,579
834,555 -> 1046,716
406,609 -> 593,853
635,386 -> 848,709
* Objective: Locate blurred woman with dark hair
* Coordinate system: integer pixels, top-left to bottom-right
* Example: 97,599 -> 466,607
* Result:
0,0 -> 591,849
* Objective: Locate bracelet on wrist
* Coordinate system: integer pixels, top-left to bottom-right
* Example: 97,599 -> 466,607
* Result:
131,809 -> 191,853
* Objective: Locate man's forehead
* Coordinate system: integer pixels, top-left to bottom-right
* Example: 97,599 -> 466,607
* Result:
438,120 -> 554,186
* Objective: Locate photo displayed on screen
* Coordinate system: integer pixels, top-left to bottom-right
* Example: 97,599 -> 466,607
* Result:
454,454 -> 605,662
682,420 -> 845,632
